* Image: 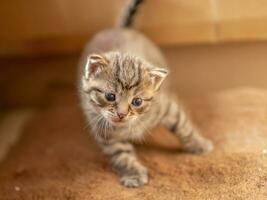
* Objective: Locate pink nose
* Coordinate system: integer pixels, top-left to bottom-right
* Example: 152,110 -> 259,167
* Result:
117,112 -> 127,119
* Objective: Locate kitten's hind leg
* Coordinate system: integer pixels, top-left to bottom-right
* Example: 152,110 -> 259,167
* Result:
100,141 -> 148,187
161,99 -> 213,154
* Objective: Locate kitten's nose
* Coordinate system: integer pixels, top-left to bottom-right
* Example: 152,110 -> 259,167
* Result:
117,112 -> 127,119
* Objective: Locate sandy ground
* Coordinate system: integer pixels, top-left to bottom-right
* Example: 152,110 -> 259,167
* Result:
0,88 -> 266,200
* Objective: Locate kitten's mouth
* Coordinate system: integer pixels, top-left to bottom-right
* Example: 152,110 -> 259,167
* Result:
110,117 -> 127,125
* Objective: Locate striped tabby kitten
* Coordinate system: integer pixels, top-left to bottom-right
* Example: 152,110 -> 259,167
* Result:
79,0 -> 213,187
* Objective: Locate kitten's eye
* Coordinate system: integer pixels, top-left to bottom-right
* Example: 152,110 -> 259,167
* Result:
105,93 -> 116,102
132,97 -> 143,107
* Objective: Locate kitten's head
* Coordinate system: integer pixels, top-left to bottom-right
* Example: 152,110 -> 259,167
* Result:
82,52 -> 168,127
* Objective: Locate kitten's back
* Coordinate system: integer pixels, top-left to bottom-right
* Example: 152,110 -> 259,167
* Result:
82,28 -> 166,67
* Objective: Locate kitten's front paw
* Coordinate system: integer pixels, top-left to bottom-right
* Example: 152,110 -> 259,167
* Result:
120,172 -> 148,188
183,138 -> 213,155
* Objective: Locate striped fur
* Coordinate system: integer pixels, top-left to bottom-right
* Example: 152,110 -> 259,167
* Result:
79,29 -> 213,187
119,0 -> 144,27
160,98 -> 213,154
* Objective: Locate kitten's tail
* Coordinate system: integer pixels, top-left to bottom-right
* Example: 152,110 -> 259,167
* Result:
118,0 -> 144,28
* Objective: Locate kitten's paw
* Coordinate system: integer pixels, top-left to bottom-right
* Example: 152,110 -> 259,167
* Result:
120,172 -> 148,188
183,138 -> 213,155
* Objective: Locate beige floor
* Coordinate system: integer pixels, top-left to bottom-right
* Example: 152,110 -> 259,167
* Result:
0,110 -> 34,162
0,41 -> 267,199
0,88 -> 266,199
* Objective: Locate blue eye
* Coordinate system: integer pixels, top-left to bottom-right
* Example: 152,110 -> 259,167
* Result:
132,98 -> 142,107
105,93 -> 116,102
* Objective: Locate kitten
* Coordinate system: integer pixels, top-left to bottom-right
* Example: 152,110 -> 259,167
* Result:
78,0 -> 213,187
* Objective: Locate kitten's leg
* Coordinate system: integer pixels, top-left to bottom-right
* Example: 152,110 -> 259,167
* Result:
100,141 -> 148,187
161,99 -> 213,154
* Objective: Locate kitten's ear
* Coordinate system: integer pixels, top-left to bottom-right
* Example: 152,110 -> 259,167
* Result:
84,54 -> 108,79
149,67 -> 168,91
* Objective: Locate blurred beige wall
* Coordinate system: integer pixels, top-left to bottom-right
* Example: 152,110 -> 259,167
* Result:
1,0 -> 267,56
1,0 -> 267,107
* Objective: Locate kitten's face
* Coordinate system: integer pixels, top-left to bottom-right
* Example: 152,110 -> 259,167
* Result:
82,52 -> 167,127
